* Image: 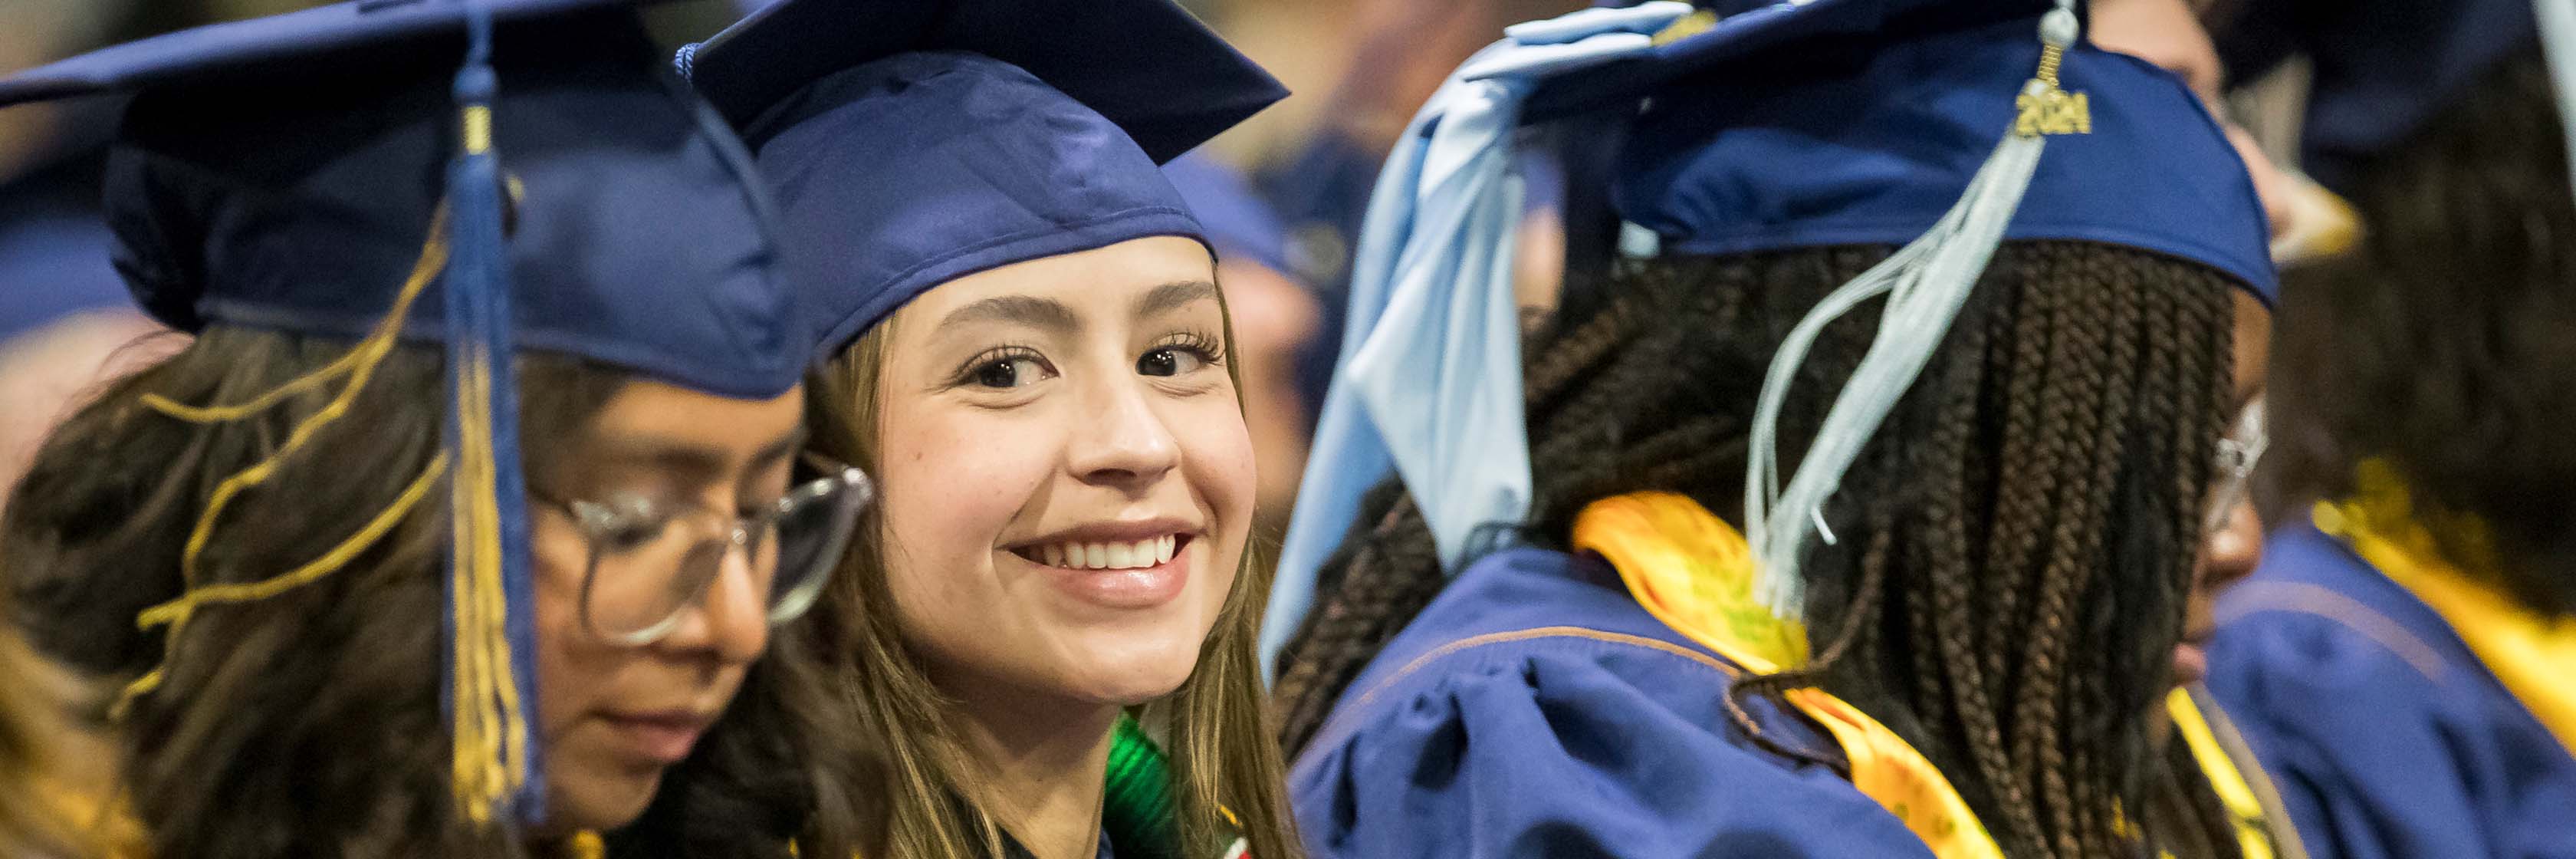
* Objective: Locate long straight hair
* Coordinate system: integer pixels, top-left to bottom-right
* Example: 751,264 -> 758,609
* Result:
803,279 -> 1299,859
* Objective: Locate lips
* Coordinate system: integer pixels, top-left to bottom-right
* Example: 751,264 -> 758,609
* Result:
1004,523 -> 1198,611
600,710 -> 714,764
2170,624 -> 2215,688
2170,641 -> 2210,686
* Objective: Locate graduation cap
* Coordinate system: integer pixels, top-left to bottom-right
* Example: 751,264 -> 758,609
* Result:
677,0 -> 1287,357
0,0 -> 803,827
2215,0 -> 2576,196
1261,0 -> 2279,667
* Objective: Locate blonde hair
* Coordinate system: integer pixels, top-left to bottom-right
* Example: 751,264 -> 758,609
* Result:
0,607 -> 115,857
803,285 -> 1299,859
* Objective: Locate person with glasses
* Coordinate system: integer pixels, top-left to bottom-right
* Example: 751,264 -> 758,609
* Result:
678,1 -> 1296,857
2201,1 -> 2576,856
1263,1 -> 2286,857
0,2 -> 871,857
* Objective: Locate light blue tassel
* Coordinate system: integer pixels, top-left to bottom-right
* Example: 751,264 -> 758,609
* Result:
2535,0 -> 2576,197
1259,2 -> 1694,676
1743,2 -> 2082,618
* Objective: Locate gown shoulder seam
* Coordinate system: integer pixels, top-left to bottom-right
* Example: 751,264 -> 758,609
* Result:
2217,580 -> 2449,682
1309,624 -> 1743,754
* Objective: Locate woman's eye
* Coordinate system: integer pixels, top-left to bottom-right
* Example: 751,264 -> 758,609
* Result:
599,517 -> 665,555
971,356 -> 1050,389
1138,347 -> 1209,378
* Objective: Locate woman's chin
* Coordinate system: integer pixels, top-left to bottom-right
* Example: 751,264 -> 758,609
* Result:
1049,638 -> 1203,706
542,768 -> 665,836
1037,606 -> 1218,704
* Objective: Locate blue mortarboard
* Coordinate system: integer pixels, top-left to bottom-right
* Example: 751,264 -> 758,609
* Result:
1610,7 -> 2274,297
1262,0 -> 2277,669
678,0 -> 1286,357
2216,0 -> 2576,196
0,0 -> 800,827
4,0 -> 798,400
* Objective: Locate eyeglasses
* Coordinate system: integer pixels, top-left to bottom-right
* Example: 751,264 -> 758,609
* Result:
2203,399 -> 2266,536
549,457 -> 872,647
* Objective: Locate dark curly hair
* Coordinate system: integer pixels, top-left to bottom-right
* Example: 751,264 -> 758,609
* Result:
1273,240 -> 2245,858
2260,47 -> 2576,618
2,327 -> 870,859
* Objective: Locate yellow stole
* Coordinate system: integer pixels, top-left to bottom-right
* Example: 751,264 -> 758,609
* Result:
1572,492 -> 2288,859
2312,461 -> 2576,765
1573,492 -> 2002,858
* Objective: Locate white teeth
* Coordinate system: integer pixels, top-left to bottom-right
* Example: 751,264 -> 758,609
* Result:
1027,537 -> 1177,570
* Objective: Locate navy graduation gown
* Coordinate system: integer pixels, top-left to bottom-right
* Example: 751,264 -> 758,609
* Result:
2206,523 -> 2576,859
1287,546 -> 1933,858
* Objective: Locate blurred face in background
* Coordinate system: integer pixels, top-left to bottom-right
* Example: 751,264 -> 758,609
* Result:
1211,255 -> 1320,537
2089,0 -> 2298,242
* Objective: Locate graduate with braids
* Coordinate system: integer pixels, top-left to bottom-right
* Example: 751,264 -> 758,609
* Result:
679,1 -> 1299,856
0,2 -> 876,856
1263,2 -> 2291,856
2202,1 -> 2576,854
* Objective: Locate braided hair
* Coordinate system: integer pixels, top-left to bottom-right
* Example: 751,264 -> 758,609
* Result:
1273,240 -> 2243,859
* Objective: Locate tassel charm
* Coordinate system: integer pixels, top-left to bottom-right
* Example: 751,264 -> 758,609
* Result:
2013,8 -> 2091,137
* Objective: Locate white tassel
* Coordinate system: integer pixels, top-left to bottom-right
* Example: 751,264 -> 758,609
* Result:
1745,2 -> 2082,617
2533,0 -> 2576,197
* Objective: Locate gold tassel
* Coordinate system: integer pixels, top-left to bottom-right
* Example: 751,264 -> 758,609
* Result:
113,206 -> 455,718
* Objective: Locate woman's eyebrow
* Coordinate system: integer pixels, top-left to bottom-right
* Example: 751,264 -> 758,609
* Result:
1135,280 -> 1220,318
937,295 -> 1083,335
751,426 -> 813,469
586,426 -> 810,486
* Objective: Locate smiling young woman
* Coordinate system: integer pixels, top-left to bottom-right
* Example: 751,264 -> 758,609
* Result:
803,238 -> 1283,859
678,1 -> 1298,856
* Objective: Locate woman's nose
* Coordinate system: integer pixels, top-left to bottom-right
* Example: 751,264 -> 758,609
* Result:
2200,499 -> 2266,592
652,540 -> 770,664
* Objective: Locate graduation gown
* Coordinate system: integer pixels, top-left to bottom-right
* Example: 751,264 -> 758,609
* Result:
1287,543 -> 1937,858
2207,514 -> 2576,859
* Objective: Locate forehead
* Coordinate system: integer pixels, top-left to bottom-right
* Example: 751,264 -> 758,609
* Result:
584,380 -> 804,446
894,235 -> 1218,320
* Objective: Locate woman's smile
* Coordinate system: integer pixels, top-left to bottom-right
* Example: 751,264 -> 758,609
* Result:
1005,518 -> 1202,611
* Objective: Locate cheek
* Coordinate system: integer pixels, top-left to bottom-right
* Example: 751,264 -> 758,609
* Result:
1183,397 -> 1257,505
532,521 -> 595,728
1172,396 -> 1258,558
872,400 -> 1060,601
